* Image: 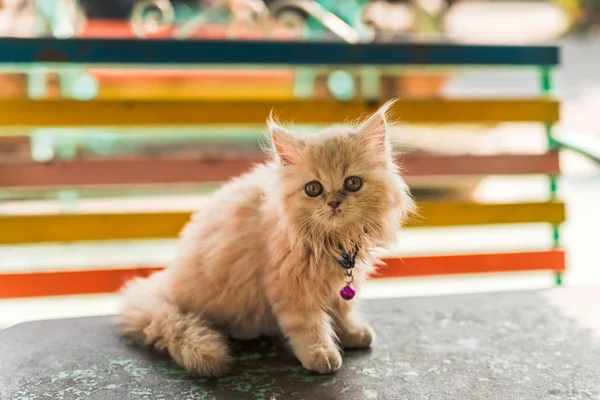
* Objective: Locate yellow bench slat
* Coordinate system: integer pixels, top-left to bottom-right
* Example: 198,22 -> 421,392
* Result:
0,99 -> 560,127
414,201 -> 565,227
0,201 -> 565,244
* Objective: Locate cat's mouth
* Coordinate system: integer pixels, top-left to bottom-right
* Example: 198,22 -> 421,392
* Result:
330,209 -> 342,217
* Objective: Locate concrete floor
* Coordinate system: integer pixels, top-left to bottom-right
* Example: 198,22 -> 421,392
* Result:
3,288 -> 600,399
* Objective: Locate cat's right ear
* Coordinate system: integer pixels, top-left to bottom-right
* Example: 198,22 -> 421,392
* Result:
267,112 -> 300,166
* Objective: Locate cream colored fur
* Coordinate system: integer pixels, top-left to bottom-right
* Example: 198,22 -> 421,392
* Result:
120,100 -> 415,376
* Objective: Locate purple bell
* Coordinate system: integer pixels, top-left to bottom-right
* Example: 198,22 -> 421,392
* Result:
340,284 -> 356,300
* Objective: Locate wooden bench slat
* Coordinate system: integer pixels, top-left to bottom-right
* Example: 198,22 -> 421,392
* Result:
0,267 -> 161,299
0,136 -> 30,155
401,153 -> 561,176
98,82 -> 295,100
0,38 -> 560,66
415,201 -> 565,227
0,155 -> 264,187
0,201 -> 565,244
0,99 -> 560,127
0,153 -> 561,188
93,68 -> 295,100
0,250 -> 565,298
378,250 -> 565,278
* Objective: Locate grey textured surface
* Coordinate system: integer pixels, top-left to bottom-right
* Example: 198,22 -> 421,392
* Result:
1,291 -> 600,400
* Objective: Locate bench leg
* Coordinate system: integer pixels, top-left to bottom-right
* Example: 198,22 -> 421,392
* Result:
540,67 -> 563,286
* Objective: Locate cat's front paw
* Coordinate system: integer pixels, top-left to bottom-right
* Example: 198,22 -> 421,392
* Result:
341,323 -> 374,349
300,346 -> 342,374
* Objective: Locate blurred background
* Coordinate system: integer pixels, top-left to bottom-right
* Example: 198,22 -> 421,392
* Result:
0,0 -> 599,329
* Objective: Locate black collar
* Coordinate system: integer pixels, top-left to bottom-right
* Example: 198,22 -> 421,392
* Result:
335,243 -> 359,270
334,227 -> 368,270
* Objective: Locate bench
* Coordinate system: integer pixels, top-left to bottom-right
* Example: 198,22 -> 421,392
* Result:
0,37 -> 566,299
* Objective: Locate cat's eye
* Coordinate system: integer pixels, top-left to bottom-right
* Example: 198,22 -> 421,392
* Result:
304,181 -> 323,197
344,176 -> 363,192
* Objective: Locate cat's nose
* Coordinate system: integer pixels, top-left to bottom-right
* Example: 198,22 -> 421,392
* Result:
327,200 -> 342,209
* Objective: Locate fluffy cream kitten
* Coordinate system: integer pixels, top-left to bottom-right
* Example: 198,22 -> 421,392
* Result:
120,100 -> 415,376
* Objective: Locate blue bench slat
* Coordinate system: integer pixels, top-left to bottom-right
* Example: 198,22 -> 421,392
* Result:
0,38 -> 559,66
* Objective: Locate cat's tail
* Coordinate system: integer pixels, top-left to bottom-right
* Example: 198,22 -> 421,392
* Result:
119,272 -> 232,376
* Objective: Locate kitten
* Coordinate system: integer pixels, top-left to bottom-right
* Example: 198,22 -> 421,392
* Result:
120,100 -> 415,376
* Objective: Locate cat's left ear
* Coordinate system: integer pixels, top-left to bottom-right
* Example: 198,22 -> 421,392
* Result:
267,111 -> 300,166
358,99 -> 396,151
